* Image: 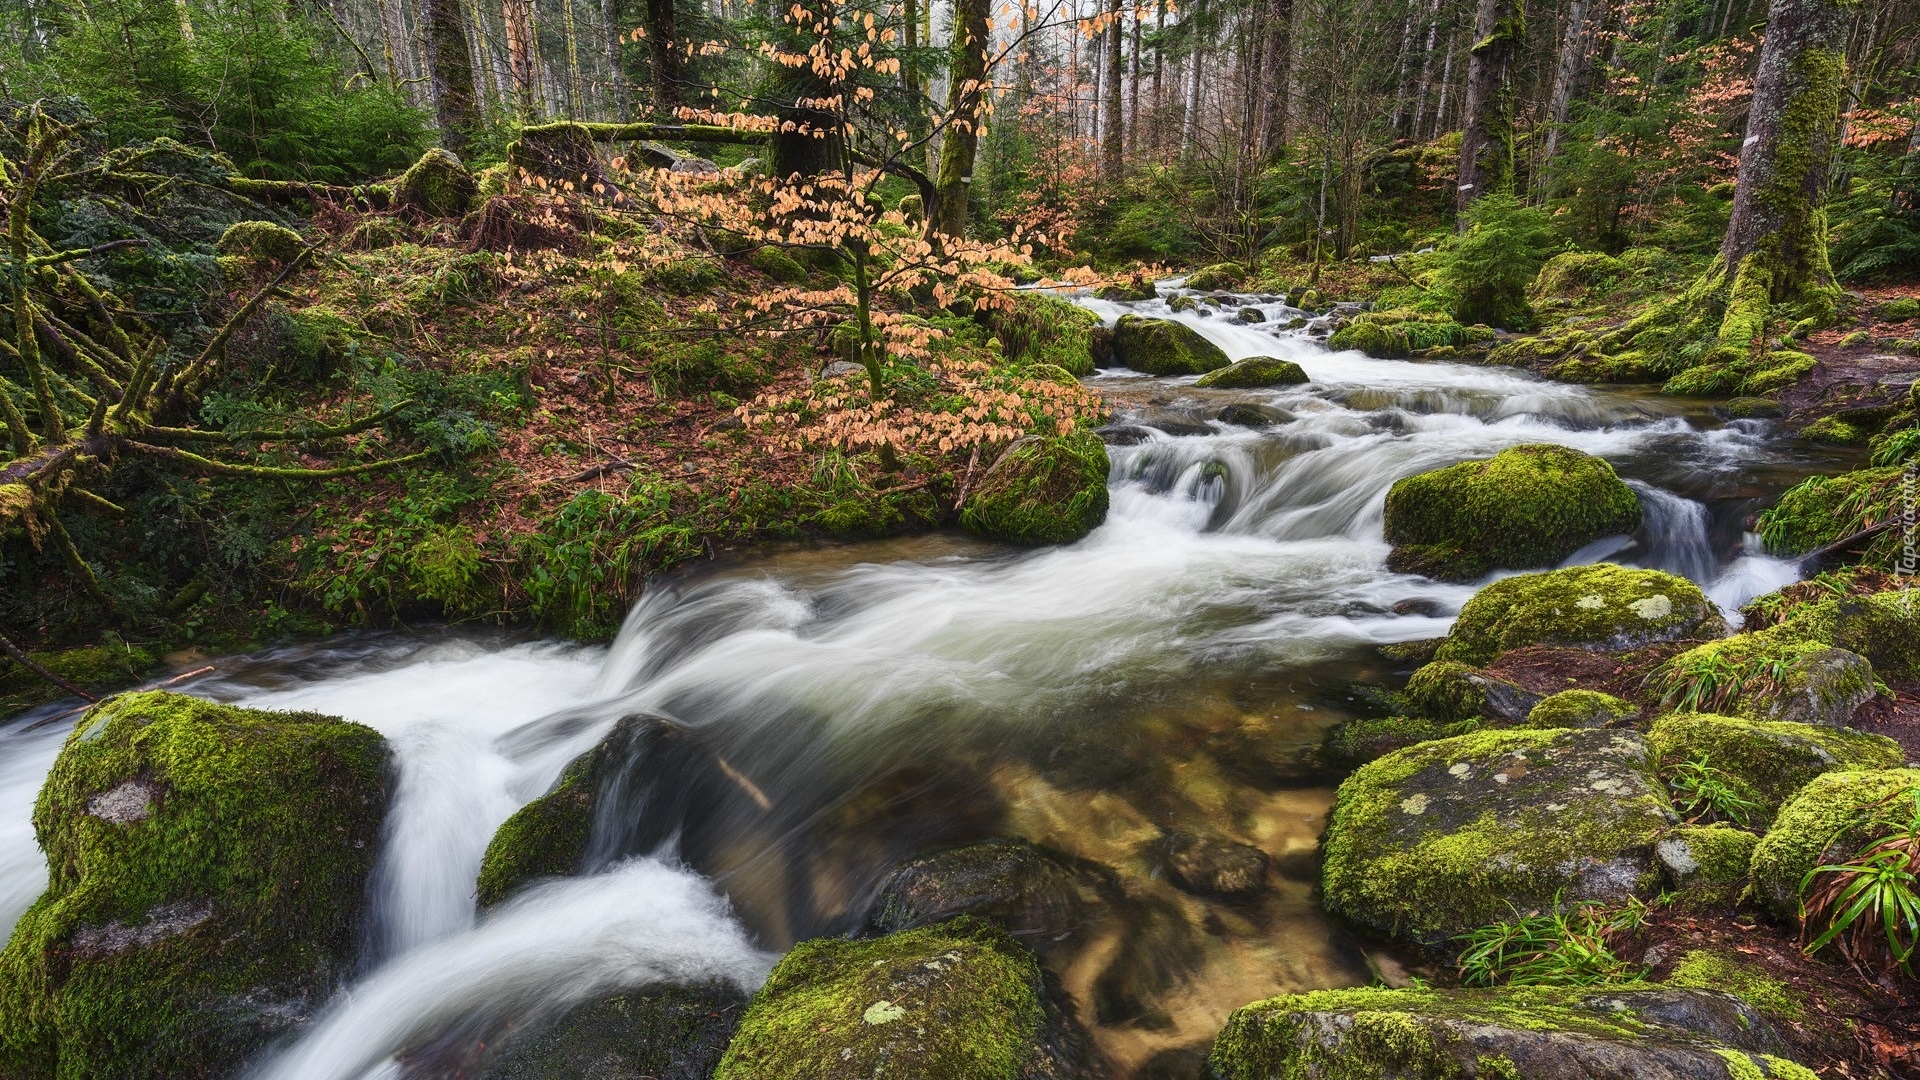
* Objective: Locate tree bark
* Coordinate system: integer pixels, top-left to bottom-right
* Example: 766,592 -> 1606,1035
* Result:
1260,0 -> 1292,154
1129,4 -> 1143,152
503,0 -> 537,118
601,0 -> 627,118
933,0 -> 991,236
1104,0 -> 1125,176
1539,0 -> 1597,195
1410,0 -> 1442,137
645,0 -> 682,114
424,0 -> 478,153
1455,0 -> 1523,217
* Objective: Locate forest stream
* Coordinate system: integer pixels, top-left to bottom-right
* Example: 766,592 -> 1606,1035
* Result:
0,286 -> 1857,1078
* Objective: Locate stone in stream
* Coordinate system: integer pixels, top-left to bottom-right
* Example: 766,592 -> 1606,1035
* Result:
1647,712 -> 1902,826
959,429 -> 1111,545
862,838 -> 1117,939
1382,444 -> 1643,581
1208,985 -> 1817,1080
1216,403 -> 1294,428
1111,314 -> 1233,376
712,917 -> 1097,1080
1160,830 -> 1270,898
0,691 -> 389,1080
1749,768 -> 1920,920
1195,356 -> 1309,389
1183,263 -> 1244,291
1432,563 -> 1724,666
478,982 -> 747,1080
1320,728 -> 1676,942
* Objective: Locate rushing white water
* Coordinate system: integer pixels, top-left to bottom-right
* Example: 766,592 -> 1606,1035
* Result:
0,709 -> 76,940
0,283 -> 1835,1077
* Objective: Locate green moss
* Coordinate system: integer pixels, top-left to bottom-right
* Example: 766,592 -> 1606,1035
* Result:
1486,328 -> 1597,369
1778,590 -> 1920,679
1316,715 -> 1481,773
1195,356 -> 1309,388
1111,314 -> 1231,375
1660,824 -> 1760,909
980,292 -> 1102,376
1329,319 -> 1412,357
476,752 -> 598,908
1525,689 -> 1637,729
1330,310 -> 1490,359
1531,251 -> 1627,301
1403,662 -> 1488,723
1649,713 -> 1901,825
959,429 -> 1109,545
1436,564 -> 1721,665
1383,445 -> 1642,581
1799,415 -> 1864,444
1876,298 -> 1920,321
216,220 -> 305,263
1741,351 -> 1818,395
0,691 -> 388,1080
392,147 -> 478,218
1,644 -> 157,715
1756,465 -> 1903,560
1718,396 -> 1784,419
747,246 -> 808,284
651,257 -> 727,296
1650,633 -> 1875,727
1667,951 -> 1801,1020
1184,263 -> 1245,291
713,918 -> 1045,1080
896,193 -> 924,221
1749,768 -> 1920,919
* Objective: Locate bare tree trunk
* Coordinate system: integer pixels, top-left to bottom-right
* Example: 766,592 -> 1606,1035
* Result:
904,0 -> 920,102
425,0 -> 478,151
1539,0 -> 1596,196
1411,0 -> 1442,137
1260,0 -> 1292,154
645,0 -> 682,114
503,0 -> 537,118
1455,0 -> 1523,217
1183,6 -> 1205,155
1151,0 -> 1166,154
1129,3 -> 1142,152
1434,24 -> 1458,133
1105,0 -> 1125,175
1388,0 -> 1419,133
934,0 -> 990,236
601,0 -> 627,118
562,0 -> 584,118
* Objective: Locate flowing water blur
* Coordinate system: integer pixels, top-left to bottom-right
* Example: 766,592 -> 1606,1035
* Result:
0,283 -> 1851,1078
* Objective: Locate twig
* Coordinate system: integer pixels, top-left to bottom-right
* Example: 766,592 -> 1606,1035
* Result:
0,630 -> 99,702
952,444 -> 981,511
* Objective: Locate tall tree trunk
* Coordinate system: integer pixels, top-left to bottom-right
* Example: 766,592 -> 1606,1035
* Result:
503,0 -> 537,118
1388,0 -> 1419,133
425,0 -> 478,152
1129,2 -> 1142,152
1539,0 -> 1596,196
1259,0 -> 1291,155
646,0 -> 681,114
601,0 -> 627,119
1104,0 -> 1124,176
1151,0 -> 1166,155
1716,0 -> 1852,334
934,0 -> 990,236
1434,24 -> 1458,133
1183,7 -> 1205,155
1411,0 -> 1442,137
904,0 -> 920,101
1455,0 -> 1523,217
562,0 -> 583,118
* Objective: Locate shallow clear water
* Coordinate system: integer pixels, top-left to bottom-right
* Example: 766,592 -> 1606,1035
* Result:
0,286 -> 1849,1077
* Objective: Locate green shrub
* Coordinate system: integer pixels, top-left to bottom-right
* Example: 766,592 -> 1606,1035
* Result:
1434,195 -> 1562,329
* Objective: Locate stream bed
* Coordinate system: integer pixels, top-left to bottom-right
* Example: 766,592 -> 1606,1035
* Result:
0,287 -> 1858,1078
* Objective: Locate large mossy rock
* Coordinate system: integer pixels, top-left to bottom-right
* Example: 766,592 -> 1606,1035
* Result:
863,838 -> 1115,938
1749,769 -> 1920,920
480,982 -> 746,1080
1209,986 -> 1813,1080
1194,356 -> 1309,388
393,147 -> 478,218
216,219 -> 305,263
0,691 -> 388,1080
1321,728 -> 1676,942
1434,564 -> 1724,666
712,917 -> 1087,1080
959,429 -> 1110,545
1779,590 -> 1920,679
1183,263 -> 1244,291
1526,689 -> 1638,729
1111,314 -> 1232,375
1652,636 -> 1876,727
1647,713 -> 1902,826
979,292 -> 1103,377
1383,445 -> 1643,581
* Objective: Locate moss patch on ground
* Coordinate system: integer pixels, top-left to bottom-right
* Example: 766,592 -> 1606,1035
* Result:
1666,951 -> 1803,1021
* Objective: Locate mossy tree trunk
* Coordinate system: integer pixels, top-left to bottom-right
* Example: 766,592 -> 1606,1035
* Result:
932,0 -> 990,237
1455,0 -> 1523,219
425,0 -> 479,155
1103,0 -> 1125,179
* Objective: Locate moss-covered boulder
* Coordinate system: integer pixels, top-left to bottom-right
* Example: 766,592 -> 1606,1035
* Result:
1184,263 -> 1244,291
1530,250 -> 1627,302
1648,713 -> 1901,826
1383,445 -> 1643,580
863,838 -> 1115,938
1755,466 -> 1902,560
747,245 -> 808,284
1209,985 -> 1809,1080
1315,716 -> 1479,773
1094,277 -> 1157,302
1110,314 -> 1232,375
712,917 -> 1088,1080
1651,636 -> 1876,727
1749,769 -> 1920,920
1327,311 -> 1491,358
1321,728 -> 1676,942
479,982 -> 746,1080
1654,824 -> 1760,910
1401,660 -> 1541,724
393,147 -> 478,218
1434,564 -> 1724,666
216,219 -> 305,263
979,292 -> 1103,376
0,691 -> 388,1080
959,430 -> 1109,545
1194,356 -> 1309,388
1526,689 -> 1638,729
1780,590 -> 1920,679
1665,951 -> 1803,1022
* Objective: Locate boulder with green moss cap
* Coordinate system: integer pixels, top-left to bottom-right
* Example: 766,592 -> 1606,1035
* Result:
1749,769 -> 1920,920
1315,716 -> 1480,773
1647,713 -> 1901,826
1110,314 -> 1232,375
1665,951 -> 1803,1022
1183,263 -> 1245,291
959,429 -> 1109,545
393,147 -> 478,218
1383,445 -> 1643,581
712,917 -> 1092,1080
0,691 -> 388,1080
1402,660 -> 1541,724
1434,564 -> 1724,666
1195,356 -> 1310,388
1208,985 -> 1813,1080
1651,636 -> 1875,728
1527,689 -> 1638,729
1775,590 -> 1920,679
1654,824 -> 1760,910
216,219 -> 305,263
1321,727 -> 1677,942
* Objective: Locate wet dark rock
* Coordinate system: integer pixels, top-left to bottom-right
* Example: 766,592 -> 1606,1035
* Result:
1235,307 -> 1264,323
862,837 -> 1118,939
1161,830 -> 1270,898
1390,598 -> 1446,618
479,983 -> 747,1080
1095,424 -> 1155,446
1216,403 -> 1293,428
1469,669 -> 1545,724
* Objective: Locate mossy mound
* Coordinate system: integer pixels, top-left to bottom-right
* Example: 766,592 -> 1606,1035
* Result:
1531,251 -> 1627,302
1651,636 -> 1875,727
1755,466 -> 1902,560
1435,564 -> 1723,666
959,430 -> 1110,545
216,219 -> 305,263
1876,298 -> 1920,321
1321,728 -> 1676,942
0,644 -> 156,715
1749,769 -> 1920,919
980,292 -> 1103,376
1654,824 -> 1760,910
1648,713 -> 1901,825
1328,311 -> 1491,358
1110,314 -> 1232,375
1183,263 -> 1244,291
1402,662 -> 1542,724
0,691 -> 388,1080
1666,951 -> 1803,1021
747,245 -> 808,284
480,982 -> 746,1080
864,839 -> 1115,939
1194,356 -> 1309,388
1383,445 -> 1643,581
1526,689 -> 1638,729
713,917 -> 1082,1080
1316,716 -> 1479,773
1094,278 -> 1157,302
1779,590 -> 1920,679
1209,985 -> 1809,1080
392,147 -> 478,218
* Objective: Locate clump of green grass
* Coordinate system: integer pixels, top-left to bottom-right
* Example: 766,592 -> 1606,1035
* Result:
1665,753 -> 1763,828
1800,790 -> 1920,980
1455,895 -> 1649,987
